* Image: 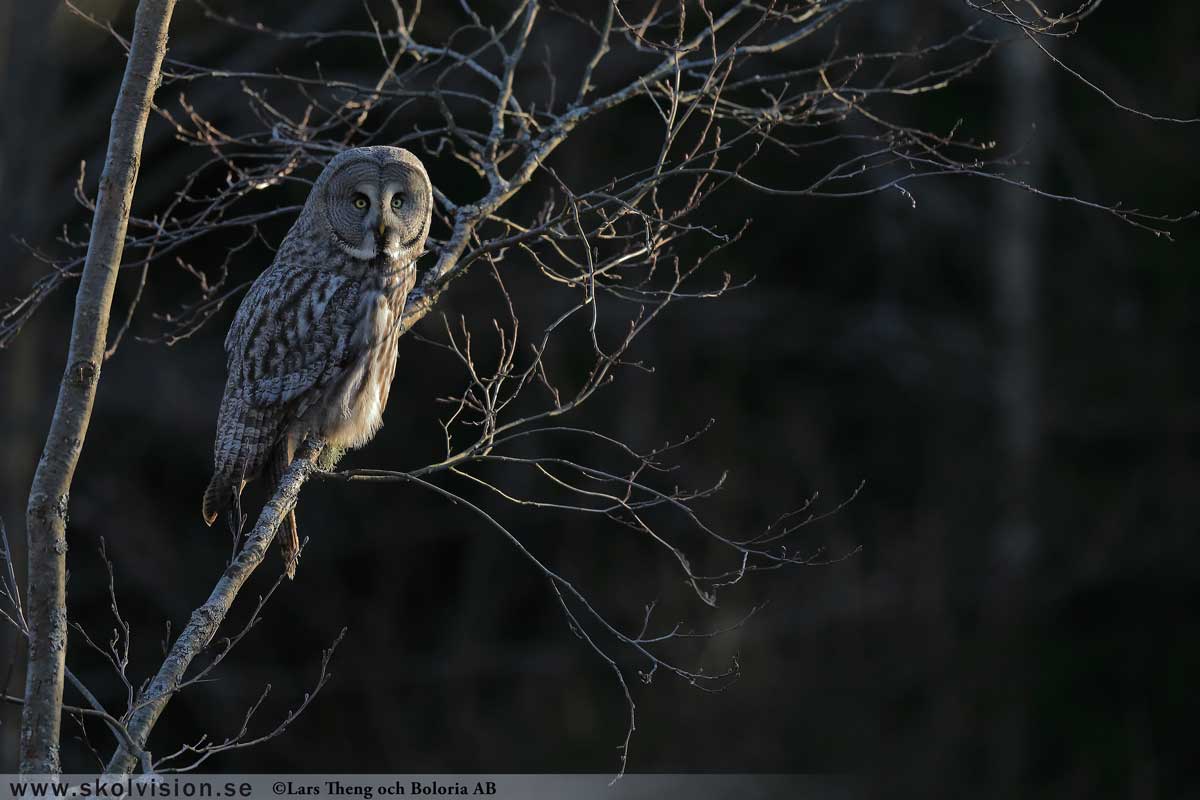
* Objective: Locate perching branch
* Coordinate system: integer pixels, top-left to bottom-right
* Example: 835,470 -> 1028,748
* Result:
105,439 -> 325,776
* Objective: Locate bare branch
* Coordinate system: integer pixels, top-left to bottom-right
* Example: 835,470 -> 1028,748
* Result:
105,439 -> 325,775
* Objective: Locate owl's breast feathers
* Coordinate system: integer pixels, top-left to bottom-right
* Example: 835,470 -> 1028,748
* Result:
310,265 -> 415,449
202,259 -> 415,525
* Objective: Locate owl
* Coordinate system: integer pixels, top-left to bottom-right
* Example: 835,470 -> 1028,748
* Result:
202,146 -> 433,577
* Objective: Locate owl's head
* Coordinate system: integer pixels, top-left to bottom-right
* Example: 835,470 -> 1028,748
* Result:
313,146 -> 432,265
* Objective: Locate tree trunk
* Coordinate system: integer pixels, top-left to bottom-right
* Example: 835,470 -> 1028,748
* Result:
986,35 -> 1049,796
20,0 -> 176,774
993,39 -> 1046,574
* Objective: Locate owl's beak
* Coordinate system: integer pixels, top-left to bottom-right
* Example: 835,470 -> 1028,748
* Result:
378,219 -> 387,236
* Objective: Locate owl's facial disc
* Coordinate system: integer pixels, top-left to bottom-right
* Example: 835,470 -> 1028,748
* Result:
324,156 -> 431,265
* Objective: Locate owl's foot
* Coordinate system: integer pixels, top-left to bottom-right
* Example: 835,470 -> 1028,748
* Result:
315,444 -> 347,473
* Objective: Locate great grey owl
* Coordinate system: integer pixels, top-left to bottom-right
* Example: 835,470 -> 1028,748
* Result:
202,146 -> 432,577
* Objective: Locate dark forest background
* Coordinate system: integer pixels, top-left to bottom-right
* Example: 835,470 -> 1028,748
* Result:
1,1 -> 1197,798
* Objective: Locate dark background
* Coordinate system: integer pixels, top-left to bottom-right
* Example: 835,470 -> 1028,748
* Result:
1,2 -> 1197,798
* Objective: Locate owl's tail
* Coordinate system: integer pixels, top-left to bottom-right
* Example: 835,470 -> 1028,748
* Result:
202,473 -> 234,527
202,446 -> 300,579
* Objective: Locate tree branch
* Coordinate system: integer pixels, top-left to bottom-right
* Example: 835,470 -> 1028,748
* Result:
104,438 -> 324,776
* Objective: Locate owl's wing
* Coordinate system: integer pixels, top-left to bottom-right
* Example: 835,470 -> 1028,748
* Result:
230,264 -> 359,410
203,263 -> 358,525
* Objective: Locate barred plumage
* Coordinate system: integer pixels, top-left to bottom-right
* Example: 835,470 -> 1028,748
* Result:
202,147 -> 432,577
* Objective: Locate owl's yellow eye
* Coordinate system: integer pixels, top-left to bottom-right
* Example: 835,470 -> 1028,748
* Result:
390,195 -> 405,210
352,195 -> 369,210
